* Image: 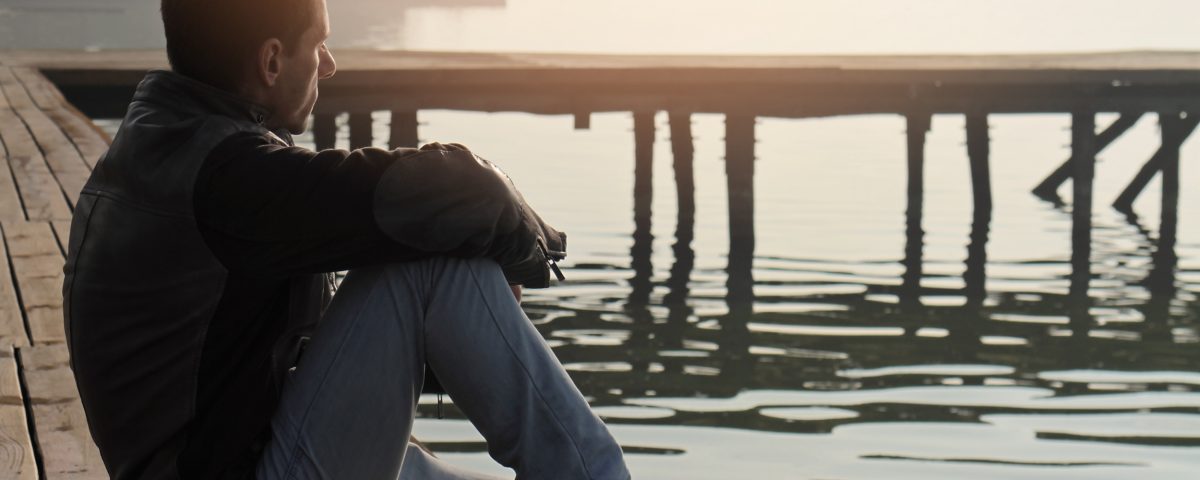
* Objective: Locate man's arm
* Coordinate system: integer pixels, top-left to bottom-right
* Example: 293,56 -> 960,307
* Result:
194,132 -> 563,285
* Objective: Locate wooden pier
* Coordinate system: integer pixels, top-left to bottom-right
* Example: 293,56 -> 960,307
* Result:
0,48 -> 1199,477
0,58 -> 107,478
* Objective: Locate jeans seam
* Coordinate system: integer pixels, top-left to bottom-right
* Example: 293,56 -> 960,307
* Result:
278,269 -> 387,479
461,259 -> 596,478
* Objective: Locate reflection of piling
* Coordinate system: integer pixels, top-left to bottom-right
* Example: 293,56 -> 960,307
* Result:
963,212 -> 990,309
954,196 -> 990,370
313,113 -> 337,150
709,115 -> 755,371
902,112 -> 929,309
725,114 -> 756,306
1141,112 -> 1189,341
1158,112 -> 1188,251
964,112 -> 992,310
665,111 -> 697,317
389,110 -> 420,149
629,111 -> 657,306
1070,112 -> 1096,337
664,182 -> 696,352
1144,233 -> 1178,342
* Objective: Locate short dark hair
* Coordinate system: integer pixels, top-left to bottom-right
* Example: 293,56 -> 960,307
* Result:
161,0 -> 317,92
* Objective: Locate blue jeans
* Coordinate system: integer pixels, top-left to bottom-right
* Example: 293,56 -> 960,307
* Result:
255,257 -> 630,479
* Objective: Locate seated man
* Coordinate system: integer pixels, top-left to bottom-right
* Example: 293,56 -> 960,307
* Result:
61,0 -> 630,478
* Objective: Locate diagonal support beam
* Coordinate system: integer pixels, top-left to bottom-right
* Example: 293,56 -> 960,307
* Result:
1032,112 -> 1142,201
1112,113 -> 1200,213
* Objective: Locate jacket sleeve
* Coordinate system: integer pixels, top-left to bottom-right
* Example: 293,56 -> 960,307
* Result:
194,133 -> 565,286
372,142 -> 566,287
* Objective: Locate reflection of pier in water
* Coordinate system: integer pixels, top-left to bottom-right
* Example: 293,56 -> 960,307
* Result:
25,50 -> 1200,440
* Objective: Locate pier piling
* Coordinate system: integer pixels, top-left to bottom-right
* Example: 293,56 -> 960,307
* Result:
902,112 -> 930,308
1158,112 -> 1188,246
1146,113 -> 1181,342
1112,113 -> 1199,212
669,112 -> 696,228
1070,112 -> 1096,317
964,112 -> 992,309
389,110 -> 419,149
629,111 -> 656,306
966,112 -> 992,212
574,112 -> 591,130
313,113 -> 337,150
725,113 -> 756,305
348,112 -> 372,149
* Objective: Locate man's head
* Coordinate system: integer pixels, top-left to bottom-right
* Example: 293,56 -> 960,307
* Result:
161,0 -> 337,134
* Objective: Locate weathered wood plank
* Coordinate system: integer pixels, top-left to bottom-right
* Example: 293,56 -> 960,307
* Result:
0,114 -> 22,221
20,344 -> 105,479
0,346 -> 37,480
0,71 -> 34,112
0,222 -> 29,348
13,68 -> 108,168
50,221 -> 70,258
3,222 -> 65,345
11,68 -> 63,111
0,103 -> 73,220
43,109 -> 107,169
0,69 -> 90,208
0,108 -> 58,221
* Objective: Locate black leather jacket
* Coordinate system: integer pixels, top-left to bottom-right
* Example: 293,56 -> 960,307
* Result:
62,70 -> 564,479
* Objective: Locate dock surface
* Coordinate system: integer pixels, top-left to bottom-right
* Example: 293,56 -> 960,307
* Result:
0,48 -> 1199,478
0,51 -> 107,477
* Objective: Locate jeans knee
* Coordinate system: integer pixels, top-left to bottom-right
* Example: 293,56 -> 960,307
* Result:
366,256 -> 504,292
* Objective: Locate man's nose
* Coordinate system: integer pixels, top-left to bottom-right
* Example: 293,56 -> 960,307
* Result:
319,47 -> 337,80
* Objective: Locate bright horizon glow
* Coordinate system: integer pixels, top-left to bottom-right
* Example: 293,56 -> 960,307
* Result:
5,0 -> 1200,55
389,0 -> 1200,55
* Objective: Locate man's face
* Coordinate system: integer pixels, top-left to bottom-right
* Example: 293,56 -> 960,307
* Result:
265,0 -> 336,134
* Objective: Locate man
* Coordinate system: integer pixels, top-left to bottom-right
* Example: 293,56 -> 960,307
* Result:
61,0 -> 630,478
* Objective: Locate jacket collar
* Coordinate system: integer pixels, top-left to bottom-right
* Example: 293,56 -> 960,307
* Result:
133,70 -> 272,127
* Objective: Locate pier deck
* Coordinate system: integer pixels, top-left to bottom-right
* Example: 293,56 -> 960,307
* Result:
0,49 -> 1199,478
13,49 -> 1200,117
0,58 -> 106,478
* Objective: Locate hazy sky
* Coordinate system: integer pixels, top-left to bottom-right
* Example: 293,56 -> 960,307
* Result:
393,0 -> 1200,54
3,0 -> 1200,54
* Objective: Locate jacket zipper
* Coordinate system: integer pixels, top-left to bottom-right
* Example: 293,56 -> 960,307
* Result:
537,241 -> 566,282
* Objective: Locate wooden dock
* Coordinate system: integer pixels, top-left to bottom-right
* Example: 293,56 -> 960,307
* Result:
0,54 -> 107,477
0,48 -> 1198,478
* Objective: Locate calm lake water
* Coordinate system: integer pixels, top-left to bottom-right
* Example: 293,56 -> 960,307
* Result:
6,1 -> 1200,478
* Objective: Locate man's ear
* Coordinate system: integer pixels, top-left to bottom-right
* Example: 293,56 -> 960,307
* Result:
256,38 -> 286,87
